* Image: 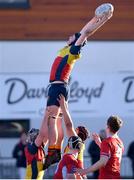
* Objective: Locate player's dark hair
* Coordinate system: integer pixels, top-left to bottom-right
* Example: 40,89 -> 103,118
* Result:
107,115 -> 123,133
76,126 -> 90,141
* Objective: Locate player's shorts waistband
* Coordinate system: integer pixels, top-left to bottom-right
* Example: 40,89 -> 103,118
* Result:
49,83 -> 68,88
47,82 -> 68,92
50,81 -> 68,85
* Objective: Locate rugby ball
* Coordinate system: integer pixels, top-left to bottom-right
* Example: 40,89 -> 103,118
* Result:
95,3 -> 114,18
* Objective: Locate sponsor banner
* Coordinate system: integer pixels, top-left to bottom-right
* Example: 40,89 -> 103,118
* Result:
0,72 -> 134,118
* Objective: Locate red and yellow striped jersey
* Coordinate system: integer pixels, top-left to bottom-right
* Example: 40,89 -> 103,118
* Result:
49,45 -> 81,83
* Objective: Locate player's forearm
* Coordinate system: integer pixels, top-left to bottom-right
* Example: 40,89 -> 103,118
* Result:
80,159 -> 105,175
58,95 -> 77,136
80,17 -> 97,35
62,107 -> 77,136
80,15 -> 110,38
78,156 -> 108,176
89,159 -> 106,173
75,16 -> 106,46
61,106 -> 72,124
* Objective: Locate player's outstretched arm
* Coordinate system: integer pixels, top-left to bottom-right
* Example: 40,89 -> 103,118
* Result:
75,155 -> 109,176
75,15 -> 112,46
58,94 -> 77,137
75,4 -> 113,46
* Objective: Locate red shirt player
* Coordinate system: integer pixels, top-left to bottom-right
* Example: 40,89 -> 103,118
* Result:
76,115 -> 124,179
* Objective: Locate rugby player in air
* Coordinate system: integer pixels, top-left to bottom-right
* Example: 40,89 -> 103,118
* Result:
75,116 -> 124,179
32,5 -> 113,169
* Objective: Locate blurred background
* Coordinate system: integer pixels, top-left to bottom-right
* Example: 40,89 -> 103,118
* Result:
0,0 -> 134,179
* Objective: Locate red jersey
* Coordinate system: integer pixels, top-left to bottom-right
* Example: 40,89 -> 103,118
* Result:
99,137 -> 124,179
49,45 -> 81,83
54,154 -> 81,179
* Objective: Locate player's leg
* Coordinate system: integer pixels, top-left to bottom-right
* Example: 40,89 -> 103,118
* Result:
35,108 -> 49,147
44,84 -> 68,169
45,112 -> 64,169
34,83 -> 62,148
35,105 -> 61,148
43,105 -> 61,169
56,112 -> 64,151
52,112 -> 64,159
48,111 -> 64,151
47,83 -> 68,146
47,105 -> 60,146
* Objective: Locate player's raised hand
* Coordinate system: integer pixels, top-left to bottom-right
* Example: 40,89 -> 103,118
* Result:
92,133 -> 102,148
92,3 -> 114,30
78,3 -> 114,41
57,94 -> 67,110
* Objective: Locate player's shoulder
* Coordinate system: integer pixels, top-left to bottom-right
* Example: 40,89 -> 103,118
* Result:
101,137 -> 113,147
110,136 -> 123,143
59,45 -> 81,57
103,137 -> 124,146
58,46 -> 70,55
